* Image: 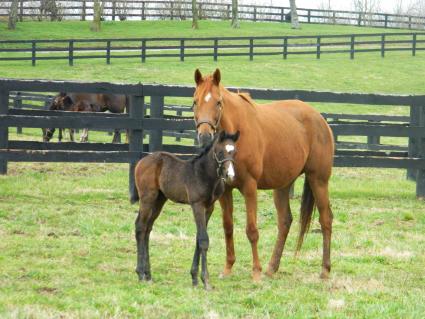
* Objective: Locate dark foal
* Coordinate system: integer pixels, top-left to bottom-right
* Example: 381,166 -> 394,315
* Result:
131,130 -> 240,289
43,93 -> 75,142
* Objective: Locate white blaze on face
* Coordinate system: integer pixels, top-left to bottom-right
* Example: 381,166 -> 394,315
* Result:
225,144 -> 235,152
227,162 -> 235,179
204,92 -> 212,103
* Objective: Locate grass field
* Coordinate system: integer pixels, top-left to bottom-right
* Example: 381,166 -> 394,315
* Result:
0,20 -> 425,318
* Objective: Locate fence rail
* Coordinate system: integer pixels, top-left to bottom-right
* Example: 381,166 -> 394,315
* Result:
1,1 -> 425,30
1,33 -> 425,66
1,78 -> 425,198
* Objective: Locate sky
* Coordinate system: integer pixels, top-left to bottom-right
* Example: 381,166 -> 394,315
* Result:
244,0 -> 407,14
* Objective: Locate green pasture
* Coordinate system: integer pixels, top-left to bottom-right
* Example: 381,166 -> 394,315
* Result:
0,20 -> 425,318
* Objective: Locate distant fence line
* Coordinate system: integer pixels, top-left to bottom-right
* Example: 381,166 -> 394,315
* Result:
1,1 -> 425,30
1,32 -> 425,66
1,78 -> 425,198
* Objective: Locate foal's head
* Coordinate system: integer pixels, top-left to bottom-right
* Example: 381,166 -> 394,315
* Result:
212,130 -> 240,183
193,68 -> 223,147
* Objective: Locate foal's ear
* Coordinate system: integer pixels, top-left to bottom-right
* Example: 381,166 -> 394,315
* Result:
232,130 -> 240,142
213,68 -> 221,85
194,69 -> 203,86
63,96 -> 73,109
218,130 -> 226,142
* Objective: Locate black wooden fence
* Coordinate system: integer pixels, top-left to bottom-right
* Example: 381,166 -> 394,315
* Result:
0,78 -> 425,198
1,1 -> 425,30
1,33 -> 424,66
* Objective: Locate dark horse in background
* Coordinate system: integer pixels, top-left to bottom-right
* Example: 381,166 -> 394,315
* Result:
192,69 -> 334,282
43,93 -> 128,143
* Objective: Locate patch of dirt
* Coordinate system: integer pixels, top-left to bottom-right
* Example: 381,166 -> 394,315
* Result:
36,287 -> 59,295
328,298 -> 345,310
380,247 -> 413,259
150,231 -> 190,242
330,277 -> 385,294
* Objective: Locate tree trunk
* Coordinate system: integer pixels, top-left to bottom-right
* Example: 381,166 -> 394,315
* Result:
290,0 -> 300,29
91,0 -> 102,32
192,0 -> 199,29
8,0 -> 19,30
231,0 -> 239,28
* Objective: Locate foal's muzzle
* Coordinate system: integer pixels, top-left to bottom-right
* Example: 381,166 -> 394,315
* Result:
198,132 -> 214,148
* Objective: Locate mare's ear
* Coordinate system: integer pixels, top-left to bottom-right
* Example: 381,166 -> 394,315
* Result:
232,130 -> 240,142
59,92 -> 67,97
213,68 -> 221,85
218,130 -> 226,142
194,69 -> 203,86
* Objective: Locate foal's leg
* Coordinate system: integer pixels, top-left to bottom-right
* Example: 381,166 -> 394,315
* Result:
191,204 -> 214,287
241,178 -> 262,282
218,187 -> 235,278
135,191 -> 164,281
266,185 -> 293,276
191,203 -> 211,290
307,174 -> 333,279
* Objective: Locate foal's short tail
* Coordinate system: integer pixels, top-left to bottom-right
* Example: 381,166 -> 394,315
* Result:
130,183 -> 139,204
296,178 -> 315,251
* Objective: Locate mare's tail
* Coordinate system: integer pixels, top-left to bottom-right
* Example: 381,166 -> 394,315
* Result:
296,177 -> 315,251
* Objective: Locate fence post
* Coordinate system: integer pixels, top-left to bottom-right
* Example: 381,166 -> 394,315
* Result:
180,40 -> 184,62
81,0 -> 86,21
367,120 -> 380,146
384,14 -> 388,28
128,92 -> 145,199
316,36 -> 321,59
141,40 -> 146,63
68,40 -> 74,66
106,40 -> 111,64
249,38 -> 254,61
407,105 -> 420,181
112,0 -> 116,21
253,7 -> 257,22
14,92 -> 23,134
381,34 -> 385,58
350,35 -> 355,60
19,0 -> 24,22
408,16 -> 412,29
214,39 -> 218,62
170,1 -> 174,20
357,13 -> 362,26
149,96 -> 164,152
176,109 -> 182,142
32,41 -> 36,66
283,37 -> 288,59
141,1 -> 145,20
308,9 -> 311,23
280,8 -> 284,22
412,33 -> 416,57
0,85 -> 9,174
416,105 -> 425,199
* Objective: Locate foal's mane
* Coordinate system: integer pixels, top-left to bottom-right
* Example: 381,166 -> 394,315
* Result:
190,136 -> 217,162
237,91 -> 257,108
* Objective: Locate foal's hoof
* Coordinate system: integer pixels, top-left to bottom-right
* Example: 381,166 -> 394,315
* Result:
320,270 -> 330,280
252,271 -> 262,283
203,283 -> 213,291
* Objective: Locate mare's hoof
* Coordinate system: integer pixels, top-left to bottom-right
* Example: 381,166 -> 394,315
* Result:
265,268 -> 276,278
252,271 -> 262,283
219,268 -> 232,279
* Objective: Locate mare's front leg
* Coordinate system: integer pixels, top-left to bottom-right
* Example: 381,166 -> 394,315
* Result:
218,187 -> 235,278
242,178 -> 262,282
191,203 -> 211,290
190,204 -> 214,288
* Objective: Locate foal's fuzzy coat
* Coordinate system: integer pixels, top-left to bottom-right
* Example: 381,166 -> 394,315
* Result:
132,131 -> 240,289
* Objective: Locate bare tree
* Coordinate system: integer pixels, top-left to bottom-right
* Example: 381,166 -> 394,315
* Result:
8,0 -> 19,30
231,0 -> 239,28
91,0 -> 102,31
192,0 -> 199,29
289,0 -> 300,29
352,0 -> 381,25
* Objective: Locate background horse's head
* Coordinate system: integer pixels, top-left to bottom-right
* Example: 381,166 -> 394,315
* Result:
43,93 -> 73,142
193,68 -> 223,147
213,130 -> 240,183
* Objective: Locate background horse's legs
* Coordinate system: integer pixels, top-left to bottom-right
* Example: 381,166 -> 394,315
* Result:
80,128 -> 89,142
69,129 -> 74,142
191,202 -> 211,290
112,129 -> 121,143
218,188 -> 235,278
58,128 -> 63,142
266,185 -> 293,276
307,174 -> 333,279
190,204 -> 214,287
241,178 -> 262,282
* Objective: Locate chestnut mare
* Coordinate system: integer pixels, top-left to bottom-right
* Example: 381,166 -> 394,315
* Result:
192,69 -> 334,281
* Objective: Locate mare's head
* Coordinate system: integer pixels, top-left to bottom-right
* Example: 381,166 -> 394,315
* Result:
212,130 -> 240,183
193,68 -> 223,147
43,93 -> 73,142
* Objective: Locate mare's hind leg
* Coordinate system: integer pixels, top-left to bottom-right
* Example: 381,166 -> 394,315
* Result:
266,185 -> 293,276
307,174 -> 333,279
135,191 -> 166,281
191,204 -> 214,288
